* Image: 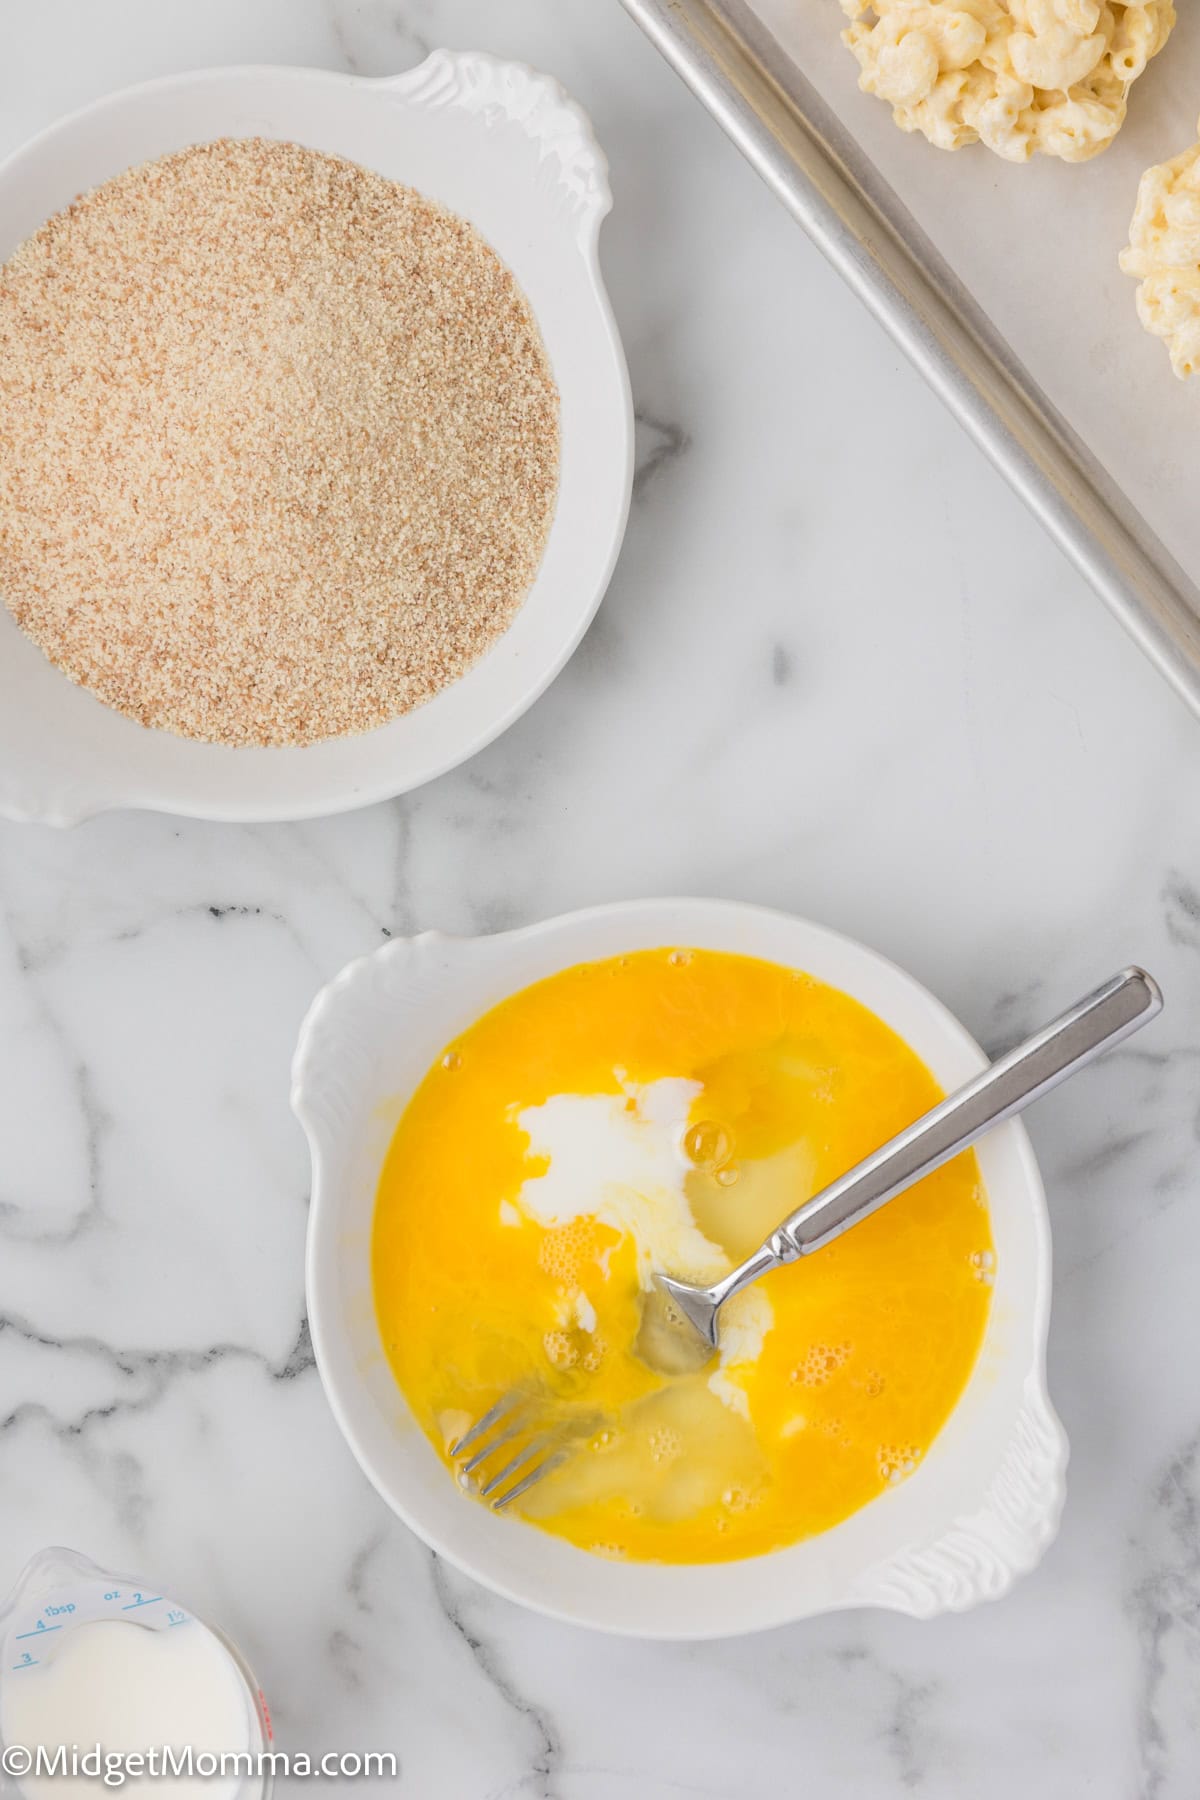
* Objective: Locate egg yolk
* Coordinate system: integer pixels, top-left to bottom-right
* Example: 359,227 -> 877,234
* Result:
372,949 -> 993,1563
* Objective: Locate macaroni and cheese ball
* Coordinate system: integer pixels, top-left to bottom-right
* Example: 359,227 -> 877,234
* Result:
841,2 -> 1175,163
1121,121 -> 1200,378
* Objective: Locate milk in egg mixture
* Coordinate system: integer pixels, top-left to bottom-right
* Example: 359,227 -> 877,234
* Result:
515,1077 -> 774,1417
372,948 -> 994,1562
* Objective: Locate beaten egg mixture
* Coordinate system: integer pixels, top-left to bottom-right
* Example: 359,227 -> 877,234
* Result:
372,949 -> 993,1563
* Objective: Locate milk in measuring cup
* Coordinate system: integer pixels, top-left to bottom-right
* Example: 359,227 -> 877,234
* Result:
0,1550 -> 270,1800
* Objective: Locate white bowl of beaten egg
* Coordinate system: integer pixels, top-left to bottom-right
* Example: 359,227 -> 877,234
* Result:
0,57 -> 631,824
295,900 -> 1067,1638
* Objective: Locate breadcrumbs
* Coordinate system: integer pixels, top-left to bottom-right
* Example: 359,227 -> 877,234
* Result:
0,139 -> 560,747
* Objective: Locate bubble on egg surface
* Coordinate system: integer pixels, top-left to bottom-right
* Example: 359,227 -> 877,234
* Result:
538,1218 -> 602,1286
544,1328 -> 578,1370
790,1341 -> 853,1387
683,1118 -> 733,1172
877,1442 -> 923,1485
648,1424 -> 682,1466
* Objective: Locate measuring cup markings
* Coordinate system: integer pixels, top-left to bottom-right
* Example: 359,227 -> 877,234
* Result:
0,1549 -> 274,1798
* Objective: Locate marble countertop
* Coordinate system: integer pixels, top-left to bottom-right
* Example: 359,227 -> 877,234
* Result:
3,2 -> 1199,1795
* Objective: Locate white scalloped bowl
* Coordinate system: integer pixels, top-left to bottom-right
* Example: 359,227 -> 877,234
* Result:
294,898 -> 1068,1638
0,56 -> 631,825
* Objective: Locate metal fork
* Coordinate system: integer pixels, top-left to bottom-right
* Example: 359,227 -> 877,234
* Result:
450,1390 -> 600,1510
659,967 -> 1162,1350
452,967 -> 1162,1509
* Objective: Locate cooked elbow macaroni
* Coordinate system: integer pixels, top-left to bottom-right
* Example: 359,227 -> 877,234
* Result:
841,3 -> 1175,163
1121,121 -> 1200,379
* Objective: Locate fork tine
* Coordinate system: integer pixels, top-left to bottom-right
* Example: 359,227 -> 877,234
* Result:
460,1416 -> 528,1479
450,1390 -> 524,1458
452,1388 -> 596,1512
491,1448 -> 569,1510
479,1431 -> 558,1500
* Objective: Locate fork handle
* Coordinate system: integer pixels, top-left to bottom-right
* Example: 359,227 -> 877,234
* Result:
760,966 -> 1161,1266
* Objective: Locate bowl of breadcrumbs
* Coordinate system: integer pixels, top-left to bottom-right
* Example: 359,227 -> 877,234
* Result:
0,55 -> 632,824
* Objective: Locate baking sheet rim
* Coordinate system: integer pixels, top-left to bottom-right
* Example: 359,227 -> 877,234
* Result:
621,0 -> 1200,718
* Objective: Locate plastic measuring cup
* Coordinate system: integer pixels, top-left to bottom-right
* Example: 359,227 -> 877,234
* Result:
0,1549 -> 272,1800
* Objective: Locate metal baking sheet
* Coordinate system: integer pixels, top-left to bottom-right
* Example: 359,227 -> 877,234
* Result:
621,0 -> 1200,713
